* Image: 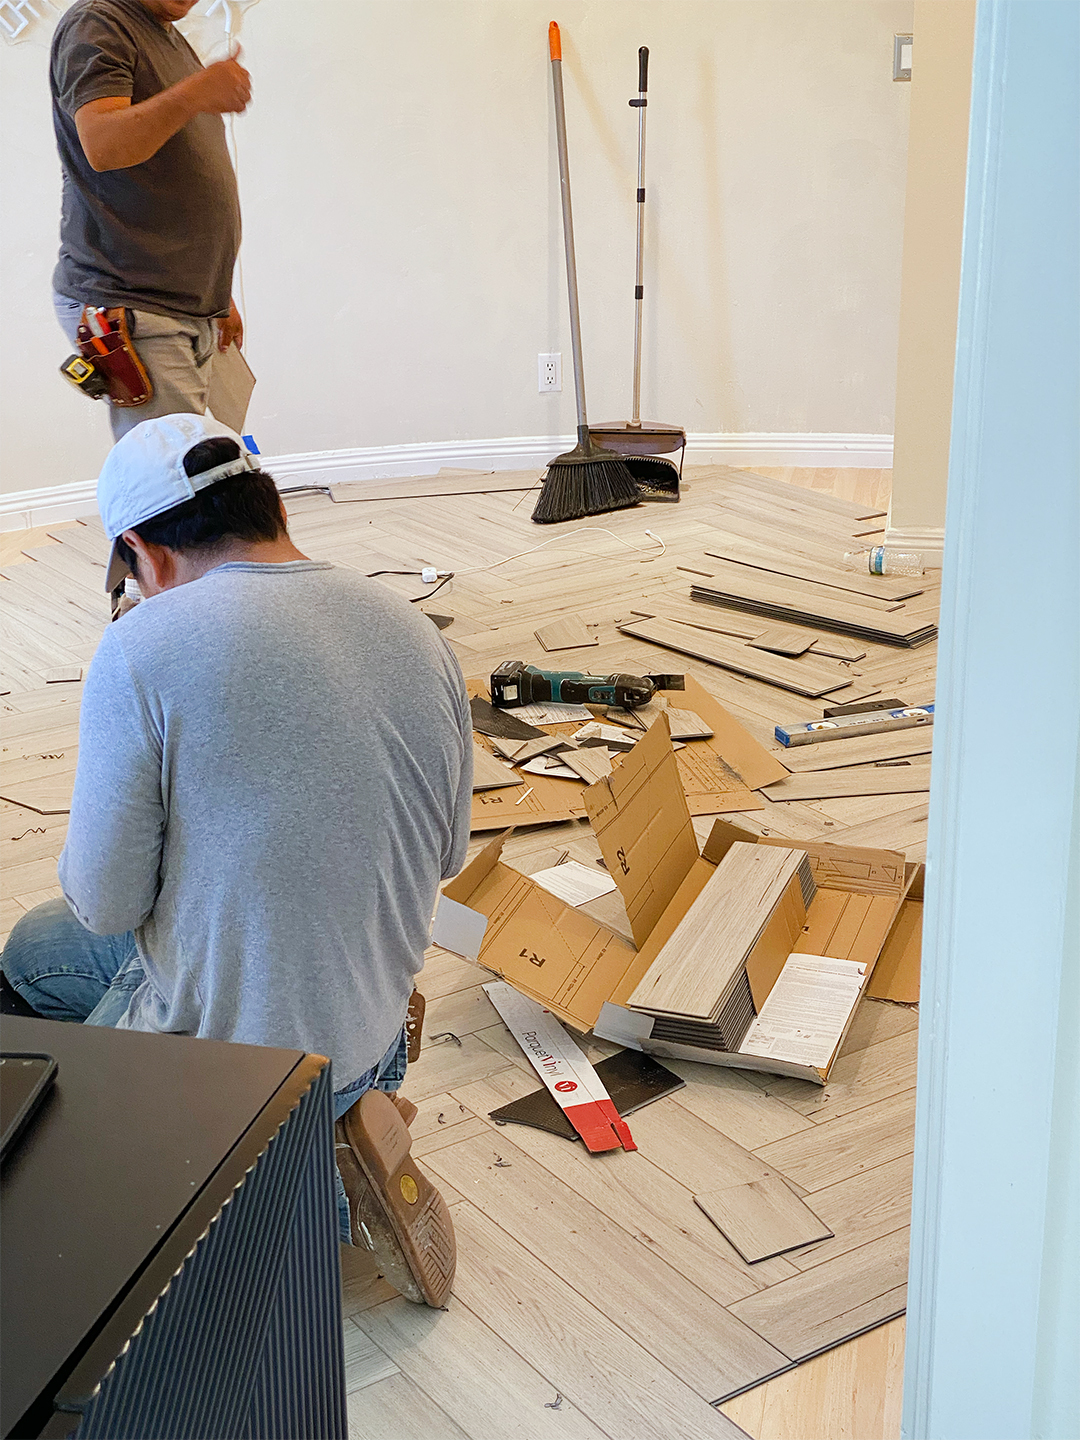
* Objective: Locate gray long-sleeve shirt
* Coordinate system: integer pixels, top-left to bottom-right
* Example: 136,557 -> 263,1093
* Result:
59,560 -> 473,1087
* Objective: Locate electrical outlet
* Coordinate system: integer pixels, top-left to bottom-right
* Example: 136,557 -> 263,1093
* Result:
538,353 -> 562,393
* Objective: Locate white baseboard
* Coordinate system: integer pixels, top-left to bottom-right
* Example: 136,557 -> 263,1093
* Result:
0,479 -> 101,533
883,523 -> 947,567
0,431 -> 894,531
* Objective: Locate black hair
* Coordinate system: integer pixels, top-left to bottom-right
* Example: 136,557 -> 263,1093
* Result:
114,437 -> 284,580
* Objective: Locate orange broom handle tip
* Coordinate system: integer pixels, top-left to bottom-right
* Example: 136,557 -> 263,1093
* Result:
549,21 -> 561,60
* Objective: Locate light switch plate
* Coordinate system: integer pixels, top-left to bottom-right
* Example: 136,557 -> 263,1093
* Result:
894,34 -> 912,81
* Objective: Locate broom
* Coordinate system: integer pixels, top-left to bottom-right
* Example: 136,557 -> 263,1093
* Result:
533,21 -> 640,525
591,45 -> 684,501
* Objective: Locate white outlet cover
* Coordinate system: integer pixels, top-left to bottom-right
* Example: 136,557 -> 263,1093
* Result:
538,353 -> 562,392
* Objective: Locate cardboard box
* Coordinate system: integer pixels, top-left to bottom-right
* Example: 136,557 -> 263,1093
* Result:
444,716 -> 913,1083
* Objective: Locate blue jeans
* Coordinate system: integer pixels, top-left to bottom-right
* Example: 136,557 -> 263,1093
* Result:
1,898 -> 406,1244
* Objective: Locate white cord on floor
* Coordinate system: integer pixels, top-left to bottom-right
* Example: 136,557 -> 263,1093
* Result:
451,527 -> 666,577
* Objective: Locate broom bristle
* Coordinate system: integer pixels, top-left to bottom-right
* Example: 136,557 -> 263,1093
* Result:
532,460 -> 586,523
582,457 -> 640,516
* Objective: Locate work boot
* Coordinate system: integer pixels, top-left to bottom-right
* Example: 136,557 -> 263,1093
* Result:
334,1089 -> 456,1307
390,1092 -> 418,1127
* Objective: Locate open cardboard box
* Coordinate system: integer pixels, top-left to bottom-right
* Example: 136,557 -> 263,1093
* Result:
443,715 -> 920,1084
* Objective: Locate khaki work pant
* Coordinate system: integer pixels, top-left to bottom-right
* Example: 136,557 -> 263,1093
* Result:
54,293 -> 217,442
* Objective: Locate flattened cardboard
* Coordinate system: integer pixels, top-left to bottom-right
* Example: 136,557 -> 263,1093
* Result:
470,774 -> 587,831
673,676 -> 789,792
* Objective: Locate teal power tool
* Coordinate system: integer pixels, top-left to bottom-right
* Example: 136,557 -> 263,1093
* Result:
491,660 -> 683,710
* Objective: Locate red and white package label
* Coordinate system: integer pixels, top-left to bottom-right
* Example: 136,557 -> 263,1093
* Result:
483,981 -> 635,1153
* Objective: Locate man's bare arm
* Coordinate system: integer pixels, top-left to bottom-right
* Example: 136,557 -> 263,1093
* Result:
74,57 -> 251,172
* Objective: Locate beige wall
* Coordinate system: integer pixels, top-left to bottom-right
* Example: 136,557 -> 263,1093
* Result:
0,0 -> 913,498
888,0 -> 976,539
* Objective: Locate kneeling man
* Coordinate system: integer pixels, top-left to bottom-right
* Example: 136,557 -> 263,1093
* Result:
1,414 -> 472,1307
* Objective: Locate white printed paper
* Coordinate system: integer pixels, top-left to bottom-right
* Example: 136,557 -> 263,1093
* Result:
430,893 -> 489,961
529,860 -> 617,908
739,953 -> 867,1069
513,701 -> 593,723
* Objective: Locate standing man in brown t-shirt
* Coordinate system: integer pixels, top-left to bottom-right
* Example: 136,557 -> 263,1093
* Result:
51,0 -> 250,439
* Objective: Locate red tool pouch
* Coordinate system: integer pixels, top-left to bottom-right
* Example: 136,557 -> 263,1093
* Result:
76,307 -> 153,407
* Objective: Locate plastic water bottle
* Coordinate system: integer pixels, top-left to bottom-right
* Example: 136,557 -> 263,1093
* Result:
843,546 -> 925,577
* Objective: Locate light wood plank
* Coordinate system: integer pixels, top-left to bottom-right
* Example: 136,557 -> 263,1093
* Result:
727,1230 -> 908,1365
659,1060 -> 815,1150
342,1318 -> 399,1393
0,776 -> 74,814
535,615 -> 599,651
346,1371 -> 470,1440
703,543 -> 925,603
761,766 -> 931,802
403,1032 -> 515,1101
618,619 -> 853,699
629,845 -> 807,1021
785,1153 -> 914,1270
358,1297 -> 610,1440
772,729 -> 932,772
720,1317 -> 905,1439
448,1201 -> 751,1440
694,1175 -> 833,1264
425,1133 -> 790,1399
471,741 -> 522,791
754,1089 -> 917,1192
748,627 -> 815,657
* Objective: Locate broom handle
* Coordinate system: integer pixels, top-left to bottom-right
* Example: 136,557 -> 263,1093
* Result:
630,46 -> 649,426
549,22 -> 588,438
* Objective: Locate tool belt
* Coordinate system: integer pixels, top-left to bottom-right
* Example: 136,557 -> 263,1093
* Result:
59,306 -> 153,407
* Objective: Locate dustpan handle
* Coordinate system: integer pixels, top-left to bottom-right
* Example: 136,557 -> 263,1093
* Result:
630,46 -> 649,425
549,22 -> 588,433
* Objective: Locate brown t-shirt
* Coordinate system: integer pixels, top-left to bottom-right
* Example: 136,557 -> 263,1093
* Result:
51,0 -> 241,319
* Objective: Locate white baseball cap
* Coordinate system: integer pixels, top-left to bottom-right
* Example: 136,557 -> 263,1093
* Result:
98,413 -> 262,593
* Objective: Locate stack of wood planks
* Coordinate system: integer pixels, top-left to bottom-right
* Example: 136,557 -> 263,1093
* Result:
688,563 -> 938,649
628,844 -> 817,1052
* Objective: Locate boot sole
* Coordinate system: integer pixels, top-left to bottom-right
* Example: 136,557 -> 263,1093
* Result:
340,1089 -> 456,1307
